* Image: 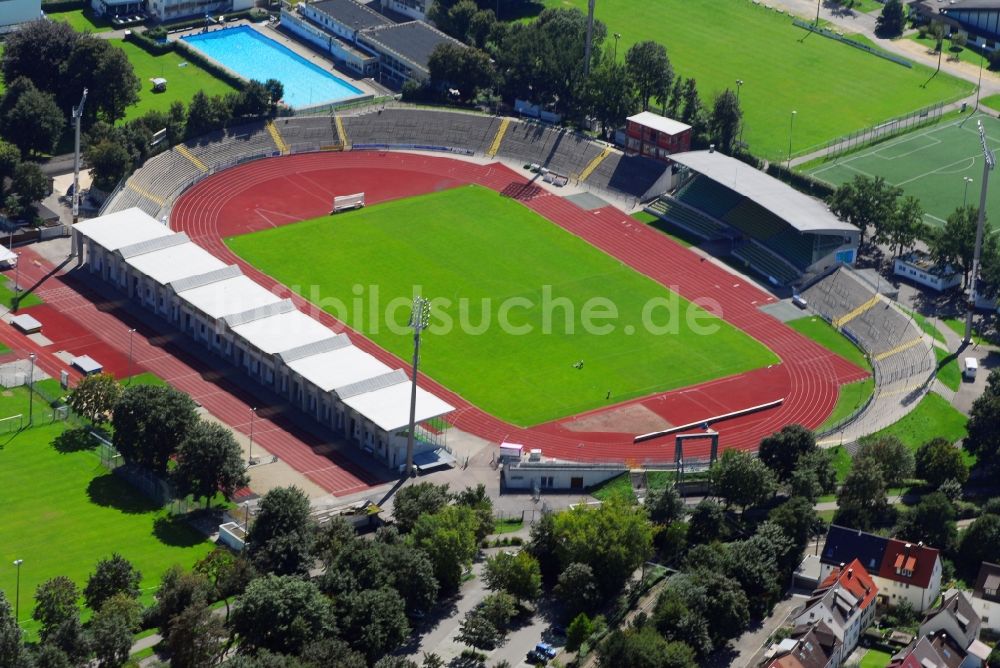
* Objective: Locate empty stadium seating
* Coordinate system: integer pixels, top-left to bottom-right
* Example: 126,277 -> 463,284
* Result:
646,197 -> 732,241
764,229 -> 815,270
723,199 -> 788,240
673,175 -> 743,219
732,241 -> 801,285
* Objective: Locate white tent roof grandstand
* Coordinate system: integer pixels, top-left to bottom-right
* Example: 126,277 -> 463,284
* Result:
231,309 -> 334,355
627,111 -> 692,136
668,151 -> 857,234
74,207 -> 172,250
287,345 -> 394,393
125,241 -> 228,285
341,377 -> 455,432
178,275 -> 284,320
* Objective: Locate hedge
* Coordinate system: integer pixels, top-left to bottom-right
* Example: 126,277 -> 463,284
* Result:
125,29 -> 174,56
173,38 -> 248,91
765,162 -> 836,200
41,0 -> 87,10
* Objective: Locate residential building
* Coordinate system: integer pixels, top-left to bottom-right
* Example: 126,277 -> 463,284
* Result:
625,111 -> 692,163
763,621 -> 840,668
145,0 -> 253,22
893,250 -> 961,292
820,525 -> 943,612
1,0 -> 41,31
920,590 -> 982,651
971,561 -> 1000,633
381,0 -> 426,20
791,559 -> 878,667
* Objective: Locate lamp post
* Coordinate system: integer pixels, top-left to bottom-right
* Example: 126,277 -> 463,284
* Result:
12,559 -> 22,624
613,32 -> 621,61
736,79 -> 744,147
966,120 -> 995,345
815,0 -> 821,25
27,353 -> 35,426
126,328 -> 136,384
787,110 -> 797,170
13,252 -> 22,311
964,176 -> 975,206
977,46 -> 986,111
247,406 -> 256,466
405,296 -> 430,478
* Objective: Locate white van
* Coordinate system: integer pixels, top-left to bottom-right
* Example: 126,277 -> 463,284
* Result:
963,357 -> 978,381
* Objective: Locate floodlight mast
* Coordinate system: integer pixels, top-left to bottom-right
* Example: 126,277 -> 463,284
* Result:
72,89 -> 88,226
405,296 -> 431,478
965,120 -> 995,345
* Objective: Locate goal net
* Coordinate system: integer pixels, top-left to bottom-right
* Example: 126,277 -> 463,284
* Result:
332,192 -> 365,213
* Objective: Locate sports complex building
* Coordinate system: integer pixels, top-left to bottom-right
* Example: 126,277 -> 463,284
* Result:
72,208 -> 456,472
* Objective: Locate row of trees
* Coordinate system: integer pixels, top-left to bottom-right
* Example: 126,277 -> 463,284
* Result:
0,137 -> 50,222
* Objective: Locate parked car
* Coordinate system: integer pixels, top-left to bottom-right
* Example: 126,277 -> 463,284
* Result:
526,649 -> 547,664
535,642 -> 557,659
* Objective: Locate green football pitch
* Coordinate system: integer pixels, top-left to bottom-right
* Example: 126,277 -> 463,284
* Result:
0,424 -> 213,635
540,0 -> 972,160
226,185 -> 779,426
807,112 -> 1000,227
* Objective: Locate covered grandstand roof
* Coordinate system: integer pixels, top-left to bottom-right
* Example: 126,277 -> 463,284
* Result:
179,275 -> 284,320
125,241 -> 228,285
74,208 -> 172,250
231,309 -> 333,355
287,344 -> 393,393
340,374 -> 455,432
669,151 -> 857,234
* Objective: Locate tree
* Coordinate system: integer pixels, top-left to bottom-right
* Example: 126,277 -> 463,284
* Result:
930,21 -> 947,72
393,482 -> 451,533
478,591 -> 517,632
769,496 -> 822,550
932,205 -> 981,287
916,437 -> 970,488
724,527 -> 791,617
32,577 -> 80,641
67,373 -> 121,425
646,483 -> 684,525
185,90 -> 231,139
965,369 -> 1000,473
427,43 -> 495,103
958,513 -> 1000,579
454,484 -> 494,542
1,81 -> 65,157
896,492 -> 957,552
686,498 -> 727,545
10,161 -> 51,212
789,448 -> 837,501
483,550 -> 542,603
625,41 -> 672,112
60,37 -> 140,126
830,174 -> 902,247
1,19 -> 80,95
456,608 -> 501,651
85,141 -> 132,193
233,80 -> 271,120
45,616 -> 90,663
164,599 -> 226,668
553,562 -> 600,617
337,587 -> 410,664
0,139 -> 20,186
836,465 -> 888,530
876,0 -> 906,37
599,627 -> 697,668
194,549 -> 254,625
410,504 -> 479,595
758,424 -> 816,481
888,195 -> 926,257
585,51 -> 639,137
148,565 -> 211,634
856,435 -> 915,486
379,539 -> 440,616
172,421 -> 249,507
709,89 -> 742,154
246,486 -> 315,576
89,593 -> 141,668
0,591 -> 23,668
657,570 -> 749,651
83,554 -> 141,612
31,644 -> 72,668
300,639 -> 366,668
566,613 -> 594,652
711,449 -> 776,512
231,575 -> 334,655
111,384 -> 198,475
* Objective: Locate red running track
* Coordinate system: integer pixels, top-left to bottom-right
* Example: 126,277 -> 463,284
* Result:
170,152 -> 867,462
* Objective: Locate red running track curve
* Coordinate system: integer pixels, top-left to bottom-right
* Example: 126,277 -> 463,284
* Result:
170,152 -> 868,462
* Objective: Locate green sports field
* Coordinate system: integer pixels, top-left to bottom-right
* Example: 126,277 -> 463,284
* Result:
226,185 -> 779,426
0,425 -> 213,635
808,112 -> 1000,227
541,0 -> 972,160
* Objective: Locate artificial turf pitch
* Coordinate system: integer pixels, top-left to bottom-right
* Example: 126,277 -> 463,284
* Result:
807,112 -> 1000,228
226,185 -> 779,426
540,0 -> 972,161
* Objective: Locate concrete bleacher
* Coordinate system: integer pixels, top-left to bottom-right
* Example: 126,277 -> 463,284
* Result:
587,152 -> 670,200
342,109 -> 501,155
733,241 -> 800,286
183,122 -> 281,171
278,116 -> 341,152
495,120 -> 606,178
646,197 -> 732,241
673,176 -> 743,219
723,200 -> 787,240
765,229 -> 814,270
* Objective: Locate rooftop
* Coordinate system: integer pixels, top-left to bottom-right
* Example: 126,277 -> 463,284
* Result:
340,376 -> 454,432
669,151 -> 857,234
627,111 -> 692,136
125,241 -> 227,285
230,309 -> 333,355
178,275 -> 284,320
310,0 -> 391,31
74,208 -> 173,251
878,538 -> 940,589
897,250 -> 958,277
360,21 -> 462,74
287,343 -> 393,392
973,561 -> 1000,603
821,525 -> 888,574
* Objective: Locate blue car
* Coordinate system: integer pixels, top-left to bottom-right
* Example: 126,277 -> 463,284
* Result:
535,642 -> 557,659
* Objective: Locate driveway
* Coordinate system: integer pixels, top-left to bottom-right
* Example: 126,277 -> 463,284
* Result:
730,593 -> 807,668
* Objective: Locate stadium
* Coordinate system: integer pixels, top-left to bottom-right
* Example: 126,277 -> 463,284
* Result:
77,107 -> 931,482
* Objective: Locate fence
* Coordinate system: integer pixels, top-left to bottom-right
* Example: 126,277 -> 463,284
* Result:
792,19 -> 913,68
793,101 -> 947,161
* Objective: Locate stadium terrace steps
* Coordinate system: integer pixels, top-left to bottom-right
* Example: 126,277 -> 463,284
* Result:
182,122 -> 281,171
833,293 -> 881,328
487,117 -> 510,157
723,199 -> 788,240
265,120 -> 290,155
673,175 -> 744,219
175,145 -> 208,173
732,240 -> 801,286
341,109 -> 502,155
276,116 -> 341,152
646,197 -> 732,241
578,146 -> 613,182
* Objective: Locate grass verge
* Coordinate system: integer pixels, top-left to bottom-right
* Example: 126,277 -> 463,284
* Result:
819,378 -> 876,432
786,316 -> 872,372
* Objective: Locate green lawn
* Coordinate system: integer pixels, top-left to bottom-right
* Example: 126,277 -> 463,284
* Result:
0,425 -> 213,635
227,185 -> 779,426
860,649 -> 893,668
935,347 -> 962,392
48,8 -> 114,33
114,39 -> 237,122
0,385 -> 63,427
901,308 -> 946,344
807,112 -> 1000,228
909,33 -> 989,70
865,391 -> 967,449
981,93 -> 1000,113
829,445 -> 852,483
0,277 -> 44,311
540,0 -> 972,160
943,317 -> 992,346
590,473 -> 635,503
493,518 -> 524,534
786,316 -> 872,372
820,378 -> 876,432
633,211 -> 695,248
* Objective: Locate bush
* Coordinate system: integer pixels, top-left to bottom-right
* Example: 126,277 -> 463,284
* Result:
765,163 -> 836,199
174,40 -> 247,91
125,30 -> 174,56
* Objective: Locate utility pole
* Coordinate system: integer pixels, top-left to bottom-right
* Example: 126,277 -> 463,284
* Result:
405,296 -> 430,478
966,119 -> 995,345
71,89 -> 88,226
583,0 -> 596,76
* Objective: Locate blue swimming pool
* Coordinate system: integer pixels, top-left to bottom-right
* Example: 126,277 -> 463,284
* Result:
181,26 -> 363,109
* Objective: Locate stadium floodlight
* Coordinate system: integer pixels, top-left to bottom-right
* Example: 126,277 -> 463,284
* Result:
786,110 -> 797,170
964,176 -> 974,206
405,296 -> 431,478
965,120 -> 995,345
71,89 -> 87,227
